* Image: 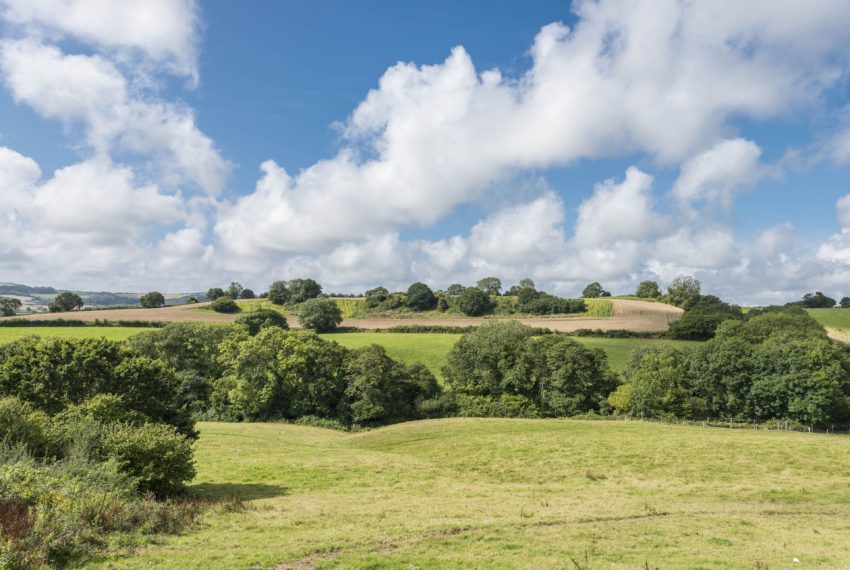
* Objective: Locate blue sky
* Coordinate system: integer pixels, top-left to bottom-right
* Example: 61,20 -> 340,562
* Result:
2,1 -> 850,303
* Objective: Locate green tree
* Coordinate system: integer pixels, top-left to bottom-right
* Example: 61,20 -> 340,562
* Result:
443,322 -> 536,397
48,291 -> 84,312
625,347 -> 697,419
635,280 -> 661,298
226,282 -> 244,299
298,298 -> 342,332
288,278 -> 323,303
668,295 -> 743,340
235,309 -> 288,335
446,283 -> 466,296
406,282 -> 437,311
799,291 -> 836,308
841,297 -> 850,308
507,336 -> 618,416
457,287 -> 493,316
267,280 -> 290,305
582,282 -> 609,298
0,296 -> 22,316
206,287 -> 225,301
139,291 -> 166,308
666,276 -> 701,308
519,278 -> 535,289
240,288 -> 256,299
476,277 -> 502,295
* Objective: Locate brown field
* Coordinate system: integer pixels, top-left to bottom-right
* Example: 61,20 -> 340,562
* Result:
2,298 -> 681,332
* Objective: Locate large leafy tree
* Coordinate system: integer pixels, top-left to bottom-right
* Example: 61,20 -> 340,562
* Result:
139,291 -> 166,308
288,278 -> 323,303
206,287 -> 225,301
457,287 -> 493,316
267,280 -> 290,305
406,282 -> 437,311
298,298 -> 343,332
48,291 -> 84,312
581,282 -> 610,298
635,280 -> 661,298
0,297 -> 22,316
666,276 -> 701,308
476,277 -> 502,296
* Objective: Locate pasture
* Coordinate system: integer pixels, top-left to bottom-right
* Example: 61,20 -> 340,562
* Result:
807,308 -> 850,330
0,326 -> 145,343
92,419 -> 850,569
323,332 -> 701,375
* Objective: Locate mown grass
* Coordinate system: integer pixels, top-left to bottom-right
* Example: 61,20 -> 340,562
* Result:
323,332 -> 701,377
0,326 -> 146,343
807,308 -> 850,330
91,419 -> 850,569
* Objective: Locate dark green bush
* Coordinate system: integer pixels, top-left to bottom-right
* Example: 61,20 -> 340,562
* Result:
210,296 -> 239,313
406,282 -> 437,311
520,295 -> 585,315
457,287 -> 493,316
235,309 -> 288,335
298,298 -> 342,332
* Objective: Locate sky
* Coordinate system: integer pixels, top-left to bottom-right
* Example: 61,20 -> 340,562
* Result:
2,1 -> 850,304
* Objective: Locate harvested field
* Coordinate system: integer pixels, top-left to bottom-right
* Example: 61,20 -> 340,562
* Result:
1,299 -> 681,332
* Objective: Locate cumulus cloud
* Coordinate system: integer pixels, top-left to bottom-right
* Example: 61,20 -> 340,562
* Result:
0,0 -> 200,80
0,40 -> 229,193
672,138 -> 765,211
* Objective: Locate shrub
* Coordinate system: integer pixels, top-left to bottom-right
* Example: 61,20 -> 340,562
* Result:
298,298 -> 343,332
210,296 -> 239,313
455,394 -> 540,418
102,423 -> 195,497
457,287 -> 493,316
235,309 -> 288,335
406,282 -> 437,311
0,396 -> 49,455
520,295 -> 585,315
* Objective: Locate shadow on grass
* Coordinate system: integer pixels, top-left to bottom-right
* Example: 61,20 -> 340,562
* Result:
190,482 -> 287,501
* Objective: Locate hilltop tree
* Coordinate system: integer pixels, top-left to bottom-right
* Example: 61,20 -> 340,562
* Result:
48,291 -> 84,313
206,288 -> 225,301
267,280 -> 290,305
240,288 -> 256,299
0,297 -> 22,316
476,277 -> 502,296
406,282 -> 437,311
139,291 -> 166,308
667,276 -> 701,308
582,282 -> 610,298
799,292 -> 836,309
446,283 -> 466,296
841,297 -> 850,308
635,280 -> 661,299
288,278 -> 322,303
226,282 -> 244,299
457,287 -> 493,316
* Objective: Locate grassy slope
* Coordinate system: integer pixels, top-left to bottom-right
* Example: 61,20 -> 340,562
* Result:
807,308 -> 850,330
0,326 -> 145,343
92,419 -> 850,569
323,332 -> 701,376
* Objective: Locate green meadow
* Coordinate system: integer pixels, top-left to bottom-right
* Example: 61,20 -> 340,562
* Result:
323,332 -> 701,376
806,308 -> 850,330
91,419 -> 850,569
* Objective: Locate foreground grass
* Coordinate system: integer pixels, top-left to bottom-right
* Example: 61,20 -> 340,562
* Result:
323,332 -> 701,376
807,308 -> 850,330
92,419 -> 850,569
0,326 -> 146,343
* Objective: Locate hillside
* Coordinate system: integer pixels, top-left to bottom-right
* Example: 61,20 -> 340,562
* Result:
1,298 -> 683,332
91,419 -> 850,569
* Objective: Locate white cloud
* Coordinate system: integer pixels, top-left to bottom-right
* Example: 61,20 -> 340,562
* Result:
672,138 -> 764,211
0,40 -> 229,194
0,0 -> 199,80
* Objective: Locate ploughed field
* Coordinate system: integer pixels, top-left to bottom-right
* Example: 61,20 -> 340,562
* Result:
91,419 -> 850,569
0,298 -> 682,332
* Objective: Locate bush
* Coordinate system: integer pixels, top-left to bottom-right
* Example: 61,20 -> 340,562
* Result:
298,298 -> 343,332
210,296 -> 239,313
102,423 -> 196,497
0,396 -> 49,455
455,394 -> 540,418
235,309 -> 288,335
457,287 -> 493,316
406,282 -> 437,311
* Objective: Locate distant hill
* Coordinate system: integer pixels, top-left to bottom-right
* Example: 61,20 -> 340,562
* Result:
0,282 -> 203,311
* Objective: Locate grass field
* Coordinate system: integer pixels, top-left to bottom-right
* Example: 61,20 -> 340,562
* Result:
323,332 -> 701,376
806,308 -> 850,330
91,419 -> 850,569
0,326 -> 146,343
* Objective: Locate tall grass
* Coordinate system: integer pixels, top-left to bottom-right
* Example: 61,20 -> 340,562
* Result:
583,299 -> 614,317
